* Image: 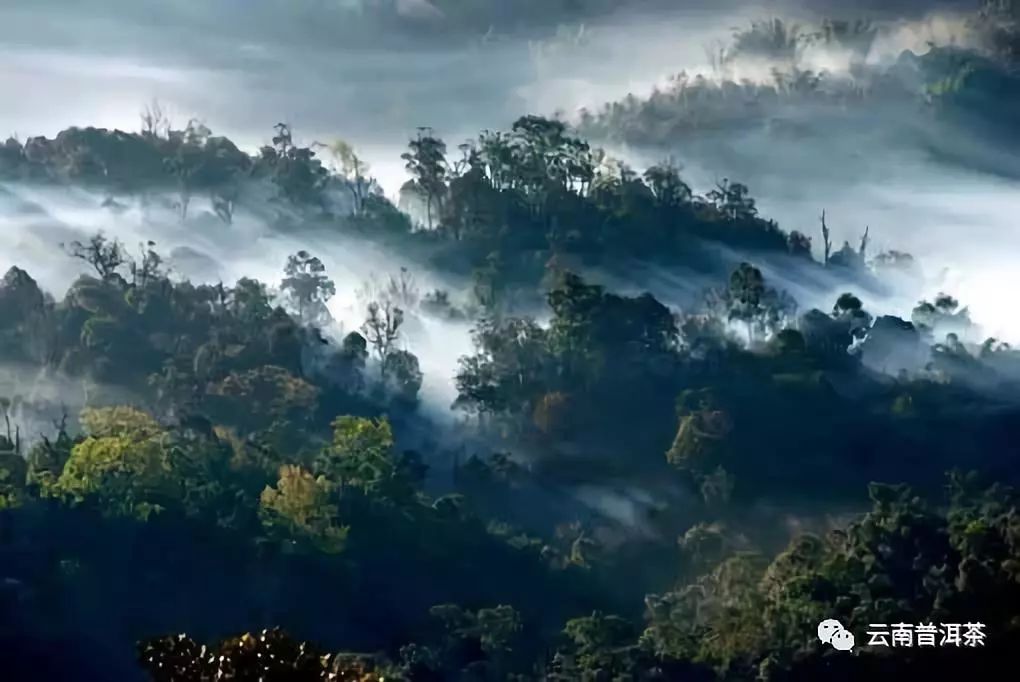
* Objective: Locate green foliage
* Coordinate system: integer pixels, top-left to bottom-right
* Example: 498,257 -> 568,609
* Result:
556,611 -> 644,679
205,365 -> 320,436
315,416 -> 417,503
456,317 -> 551,418
25,421 -> 74,490
643,476 -> 1020,678
260,465 -> 349,554
6,35 -> 1020,681
456,271 -> 680,448
50,407 -> 173,519
430,603 -> 523,655
257,123 -> 329,206
47,407 -> 237,522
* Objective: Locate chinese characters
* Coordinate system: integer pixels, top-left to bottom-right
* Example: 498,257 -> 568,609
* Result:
865,623 -> 986,648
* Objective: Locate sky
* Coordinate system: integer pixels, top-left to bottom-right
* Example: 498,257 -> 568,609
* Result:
0,1 -> 970,182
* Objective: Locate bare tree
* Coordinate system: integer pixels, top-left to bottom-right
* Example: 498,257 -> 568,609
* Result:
0,397 -> 20,456
858,225 -> 870,260
212,183 -> 239,224
356,267 -> 420,312
820,210 -> 832,265
361,300 -> 404,371
139,99 -> 172,139
385,267 -> 419,310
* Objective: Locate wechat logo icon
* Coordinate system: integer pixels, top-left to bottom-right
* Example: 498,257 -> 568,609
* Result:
817,619 -> 855,651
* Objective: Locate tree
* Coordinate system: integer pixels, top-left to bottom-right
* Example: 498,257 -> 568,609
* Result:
644,475 -> 1020,679
0,397 -> 25,509
385,267 -> 420,310
832,291 -> 873,341
260,465 -> 348,554
50,407 -> 171,519
786,230 -> 812,258
554,612 -> 655,681
258,123 -> 329,206
280,251 -> 336,326
401,127 -> 448,230
911,293 -> 972,337
500,115 -> 594,218
383,349 -> 423,403
820,210 -> 832,265
205,365 -> 320,436
706,179 -> 757,220
129,240 -> 165,288
547,271 -> 678,385
49,406 -> 235,521
25,414 -> 73,491
163,119 -> 212,221
314,416 -> 414,501
455,317 -> 550,417
361,300 -> 403,368
644,160 -> 692,208
666,389 -> 734,500
715,262 -> 795,344
471,251 -> 508,313
229,277 -> 274,326
329,139 -> 371,215
63,232 -> 127,281
727,18 -> 804,64
427,603 -> 523,676
139,99 -> 171,140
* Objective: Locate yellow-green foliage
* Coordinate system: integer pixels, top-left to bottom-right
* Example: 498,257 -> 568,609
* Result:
80,405 -> 163,439
260,465 -> 348,554
52,407 -> 174,519
321,416 -> 395,492
330,415 -> 394,460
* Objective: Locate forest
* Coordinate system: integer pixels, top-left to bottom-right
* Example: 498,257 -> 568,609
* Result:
3,1 -> 1020,681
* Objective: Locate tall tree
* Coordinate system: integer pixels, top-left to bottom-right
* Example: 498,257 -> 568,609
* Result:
280,251 -> 336,326
401,127 -> 448,230
329,139 -> 371,216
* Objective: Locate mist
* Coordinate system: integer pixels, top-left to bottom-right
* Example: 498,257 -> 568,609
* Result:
0,2 -> 750,192
2,0 -> 1019,398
